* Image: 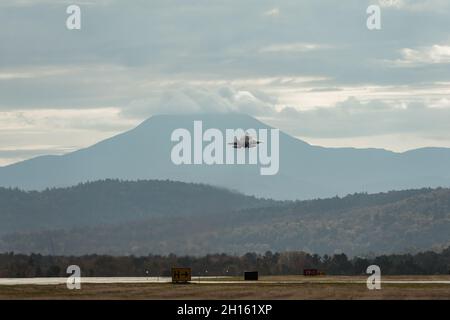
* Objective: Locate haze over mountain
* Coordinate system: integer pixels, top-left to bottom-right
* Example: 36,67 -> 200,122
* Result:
1,114 -> 450,200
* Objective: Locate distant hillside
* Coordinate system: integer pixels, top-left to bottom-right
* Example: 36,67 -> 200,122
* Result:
0,179 -> 271,235
0,181 -> 449,256
2,114 -> 450,200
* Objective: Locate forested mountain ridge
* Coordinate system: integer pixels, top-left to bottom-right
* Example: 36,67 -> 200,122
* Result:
0,180 -> 449,256
0,179 -> 274,234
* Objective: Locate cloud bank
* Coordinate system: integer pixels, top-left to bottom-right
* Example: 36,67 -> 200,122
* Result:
1,0 -> 450,164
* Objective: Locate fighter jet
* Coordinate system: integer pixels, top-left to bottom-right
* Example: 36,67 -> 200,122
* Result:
228,133 -> 263,148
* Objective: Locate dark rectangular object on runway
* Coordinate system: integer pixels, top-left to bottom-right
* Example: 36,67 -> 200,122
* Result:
303,269 -> 319,276
244,271 -> 258,280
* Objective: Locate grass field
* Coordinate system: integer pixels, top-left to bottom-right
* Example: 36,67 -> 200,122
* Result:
0,276 -> 449,300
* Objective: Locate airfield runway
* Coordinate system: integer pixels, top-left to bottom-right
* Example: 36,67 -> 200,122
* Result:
1,276 -> 449,299
1,275 -> 450,285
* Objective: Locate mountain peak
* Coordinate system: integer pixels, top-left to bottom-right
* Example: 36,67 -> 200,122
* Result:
1,113 -> 450,200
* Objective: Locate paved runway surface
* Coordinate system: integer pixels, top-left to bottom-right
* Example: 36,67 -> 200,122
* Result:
1,277 -> 450,285
0,277 -> 172,285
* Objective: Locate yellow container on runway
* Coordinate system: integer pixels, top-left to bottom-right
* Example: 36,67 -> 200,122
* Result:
171,267 -> 192,283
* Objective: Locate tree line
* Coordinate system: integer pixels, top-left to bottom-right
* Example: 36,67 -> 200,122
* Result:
1,247 -> 449,277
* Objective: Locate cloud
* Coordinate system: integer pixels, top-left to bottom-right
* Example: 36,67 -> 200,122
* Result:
267,97 -> 450,141
1,0 -> 449,86
120,86 -> 277,119
0,0 -> 113,7
308,87 -> 343,93
259,43 -> 330,53
262,7 -> 280,17
0,107 -> 138,165
392,45 -> 450,66
378,0 -> 450,12
0,67 -> 73,80
2,84 -> 450,165
429,98 -> 450,109
121,86 -> 450,147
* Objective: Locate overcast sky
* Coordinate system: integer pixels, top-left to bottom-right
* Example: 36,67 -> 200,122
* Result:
1,0 -> 450,165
